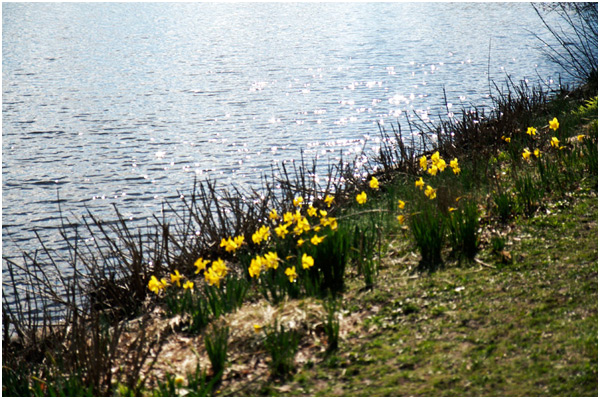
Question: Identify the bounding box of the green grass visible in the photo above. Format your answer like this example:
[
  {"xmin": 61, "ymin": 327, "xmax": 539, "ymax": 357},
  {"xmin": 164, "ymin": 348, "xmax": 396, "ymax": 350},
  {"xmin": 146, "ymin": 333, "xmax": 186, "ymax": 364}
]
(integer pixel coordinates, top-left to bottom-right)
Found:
[{"xmin": 273, "ymin": 191, "xmax": 597, "ymax": 396}]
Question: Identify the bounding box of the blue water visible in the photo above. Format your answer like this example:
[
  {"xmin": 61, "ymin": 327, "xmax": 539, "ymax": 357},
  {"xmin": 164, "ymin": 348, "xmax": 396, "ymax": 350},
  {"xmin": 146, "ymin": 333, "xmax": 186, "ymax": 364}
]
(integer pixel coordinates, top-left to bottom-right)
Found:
[{"xmin": 2, "ymin": 2, "xmax": 571, "ymax": 268}]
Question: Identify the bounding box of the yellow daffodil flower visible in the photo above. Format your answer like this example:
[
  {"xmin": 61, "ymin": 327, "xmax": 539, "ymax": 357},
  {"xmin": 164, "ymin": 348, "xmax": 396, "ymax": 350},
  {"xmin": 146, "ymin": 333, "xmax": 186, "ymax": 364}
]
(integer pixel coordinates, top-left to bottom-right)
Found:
[
  {"xmin": 419, "ymin": 155, "xmax": 428, "ymax": 171},
  {"xmin": 302, "ymin": 253, "xmax": 314, "ymax": 269},
  {"xmin": 369, "ymin": 176, "xmax": 379, "ymax": 190},
  {"xmin": 293, "ymin": 196, "xmax": 304, "ymax": 208},
  {"xmin": 522, "ymin": 148, "xmax": 531, "ymax": 161},
  {"xmin": 436, "ymin": 158, "xmax": 447, "ymax": 172},
  {"xmin": 248, "ymin": 255, "xmax": 262, "ymax": 278},
  {"xmin": 275, "ymin": 222, "xmax": 291, "ymax": 238},
  {"xmin": 549, "ymin": 117, "xmax": 559, "ymax": 131},
  {"xmin": 431, "ymin": 151, "xmax": 440, "ymax": 164},
  {"xmin": 194, "ymin": 257, "xmax": 210, "ymax": 274},
  {"xmin": 551, "ymin": 136, "xmax": 560, "ymax": 148},
  {"xmin": 211, "ymin": 259, "xmax": 228, "ymax": 277},
  {"xmin": 319, "ymin": 209, "xmax": 328, "ymax": 217},
  {"xmin": 324, "ymin": 195, "xmax": 334, "ymax": 208},
  {"xmin": 427, "ymin": 164, "xmax": 438, "ymax": 176},
  {"xmin": 527, "ymin": 126, "xmax": 537, "ymax": 136},
  {"xmin": 449, "ymin": 158, "xmax": 459, "ymax": 169},
  {"xmin": 283, "ymin": 212, "xmax": 293, "ymax": 223},
  {"xmin": 183, "ymin": 281, "xmax": 194, "ymax": 291},
  {"xmin": 307, "ymin": 205, "xmax": 317, "ymax": 217},
  {"xmin": 450, "ymin": 158, "xmax": 461, "ymax": 175},
  {"xmin": 269, "ymin": 208, "xmax": 279, "ymax": 220},
  {"xmin": 220, "ymin": 237, "xmax": 240, "ymax": 252},
  {"xmin": 263, "ymin": 252, "xmax": 280, "ymax": 269},
  {"xmin": 577, "ymin": 134, "xmax": 585, "ymax": 142},
  {"xmin": 253, "ymin": 324, "xmax": 262, "ymax": 333},
  {"xmin": 328, "ymin": 217, "xmax": 338, "ymax": 230},
  {"xmin": 293, "ymin": 217, "xmax": 311, "ymax": 236},
  {"xmin": 285, "ymin": 266, "xmax": 297, "ymax": 283},
  {"xmin": 204, "ymin": 268, "xmax": 222, "ymax": 287},
  {"xmin": 397, "ymin": 214, "xmax": 405, "ymax": 225},
  {"xmin": 356, "ymin": 191, "xmax": 367, "ymax": 205},
  {"xmin": 252, "ymin": 225, "xmax": 271, "ymax": 244},
  {"xmin": 415, "ymin": 177, "xmax": 425, "ymax": 190},
  {"xmin": 297, "ymin": 238, "xmax": 305, "ymax": 247},
  {"xmin": 448, "ymin": 207, "xmax": 457, "ymax": 212},
  {"xmin": 424, "ymin": 185, "xmax": 437, "ymax": 200},
  {"xmin": 148, "ymin": 275, "xmax": 166, "ymax": 294},
  {"xmin": 170, "ymin": 270, "xmax": 183, "ymax": 287},
  {"xmin": 398, "ymin": 199, "xmax": 405, "ymax": 210},
  {"xmin": 534, "ymin": 149, "xmax": 541, "ymax": 158},
  {"xmin": 234, "ymin": 235, "xmax": 245, "ymax": 246},
  {"xmin": 174, "ymin": 375, "xmax": 185, "ymax": 386},
  {"xmin": 311, "ymin": 234, "xmax": 325, "ymax": 245}
]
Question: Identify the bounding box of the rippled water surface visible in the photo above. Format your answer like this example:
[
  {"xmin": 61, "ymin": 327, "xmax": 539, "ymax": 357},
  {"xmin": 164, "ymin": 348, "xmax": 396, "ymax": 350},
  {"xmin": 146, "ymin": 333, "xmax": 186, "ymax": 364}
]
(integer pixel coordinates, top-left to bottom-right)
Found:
[{"xmin": 3, "ymin": 3, "xmax": 571, "ymax": 265}]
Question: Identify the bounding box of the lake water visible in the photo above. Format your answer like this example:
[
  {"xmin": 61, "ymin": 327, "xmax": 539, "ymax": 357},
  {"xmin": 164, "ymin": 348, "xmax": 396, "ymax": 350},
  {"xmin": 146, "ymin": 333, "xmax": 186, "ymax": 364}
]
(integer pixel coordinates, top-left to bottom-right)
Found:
[{"xmin": 3, "ymin": 2, "xmax": 572, "ymax": 270}]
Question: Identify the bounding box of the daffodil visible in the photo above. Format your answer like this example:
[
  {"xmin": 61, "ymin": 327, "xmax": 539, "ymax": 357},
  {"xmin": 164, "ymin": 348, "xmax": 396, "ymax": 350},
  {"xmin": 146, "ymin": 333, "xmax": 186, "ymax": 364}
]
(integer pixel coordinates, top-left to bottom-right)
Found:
[
  {"xmin": 248, "ymin": 255, "xmax": 262, "ymax": 278},
  {"xmin": 220, "ymin": 237, "xmax": 240, "ymax": 252},
  {"xmin": 431, "ymin": 151, "xmax": 440, "ymax": 164},
  {"xmin": 183, "ymin": 281, "xmax": 194, "ymax": 291},
  {"xmin": 327, "ymin": 217, "xmax": 338, "ymax": 230},
  {"xmin": 275, "ymin": 222, "xmax": 291, "ymax": 238},
  {"xmin": 319, "ymin": 209, "xmax": 328, "ymax": 217},
  {"xmin": 522, "ymin": 148, "xmax": 531, "ymax": 161},
  {"xmin": 292, "ymin": 210, "xmax": 302, "ymax": 223},
  {"xmin": 427, "ymin": 164, "xmax": 438, "ymax": 176},
  {"xmin": 415, "ymin": 177, "xmax": 425, "ymax": 190},
  {"xmin": 324, "ymin": 195, "xmax": 334, "ymax": 208},
  {"xmin": 302, "ymin": 253, "xmax": 314, "ymax": 269},
  {"xmin": 534, "ymin": 149, "xmax": 541, "ymax": 158},
  {"xmin": 397, "ymin": 214, "xmax": 405, "ymax": 225},
  {"xmin": 293, "ymin": 217, "xmax": 311, "ymax": 236},
  {"xmin": 549, "ymin": 117, "xmax": 559, "ymax": 131},
  {"xmin": 269, "ymin": 208, "xmax": 279, "ymax": 220},
  {"xmin": 398, "ymin": 199, "xmax": 405, "ymax": 210},
  {"xmin": 174, "ymin": 375, "xmax": 185, "ymax": 386},
  {"xmin": 436, "ymin": 158, "xmax": 447, "ymax": 172},
  {"xmin": 293, "ymin": 196, "xmax": 304, "ymax": 208},
  {"xmin": 311, "ymin": 234, "xmax": 325, "ymax": 245},
  {"xmin": 285, "ymin": 266, "xmax": 298, "ymax": 283},
  {"xmin": 424, "ymin": 185, "xmax": 437, "ymax": 200},
  {"xmin": 263, "ymin": 252, "xmax": 280, "ymax": 270},
  {"xmin": 211, "ymin": 259, "xmax": 227, "ymax": 277},
  {"xmin": 281, "ymin": 212, "xmax": 292, "ymax": 223},
  {"xmin": 171, "ymin": 270, "xmax": 183, "ymax": 287},
  {"xmin": 234, "ymin": 235, "xmax": 245, "ymax": 246},
  {"xmin": 252, "ymin": 225, "xmax": 271, "ymax": 244},
  {"xmin": 194, "ymin": 257, "xmax": 210, "ymax": 274},
  {"xmin": 527, "ymin": 126, "xmax": 537, "ymax": 136},
  {"xmin": 450, "ymin": 158, "xmax": 460, "ymax": 175},
  {"xmin": 307, "ymin": 205, "xmax": 317, "ymax": 217},
  {"xmin": 297, "ymin": 238, "xmax": 305, "ymax": 247},
  {"xmin": 450, "ymin": 158, "xmax": 459, "ymax": 170},
  {"xmin": 448, "ymin": 207, "xmax": 457, "ymax": 212},
  {"xmin": 577, "ymin": 134, "xmax": 586, "ymax": 142},
  {"xmin": 204, "ymin": 268, "xmax": 222, "ymax": 287},
  {"xmin": 419, "ymin": 155, "xmax": 428, "ymax": 171},
  {"xmin": 551, "ymin": 136, "xmax": 560, "ymax": 148},
  {"xmin": 148, "ymin": 275, "xmax": 167, "ymax": 294},
  {"xmin": 369, "ymin": 176, "xmax": 379, "ymax": 190},
  {"xmin": 253, "ymin": 324, "xmax": 262, "ymax": 333},
  {"xmin": 356, "ymin": 191, "xmax": 367, "ymax": 205}
]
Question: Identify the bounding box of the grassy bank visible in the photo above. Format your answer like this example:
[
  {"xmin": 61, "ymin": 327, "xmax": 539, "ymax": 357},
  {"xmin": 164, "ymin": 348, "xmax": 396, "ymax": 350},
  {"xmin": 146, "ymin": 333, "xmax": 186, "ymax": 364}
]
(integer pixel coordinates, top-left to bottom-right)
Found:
[{"xmin": 4, "ymin": 78, "xmax": 597, "ymax": 396}]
